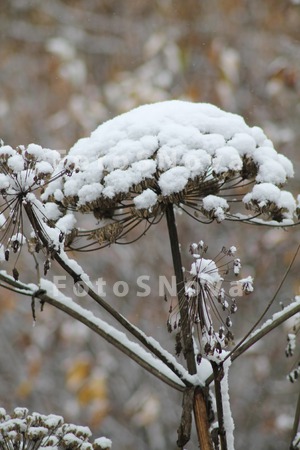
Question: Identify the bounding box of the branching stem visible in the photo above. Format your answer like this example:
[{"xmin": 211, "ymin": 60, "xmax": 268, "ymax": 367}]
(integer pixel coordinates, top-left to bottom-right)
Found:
[
  {"xmin": 23, "ymin": 201, "xmax": 191, "ymax": 386},
  {"xmin": 165, "ymin": 204, "xmax": 214, "ymax": 450}
]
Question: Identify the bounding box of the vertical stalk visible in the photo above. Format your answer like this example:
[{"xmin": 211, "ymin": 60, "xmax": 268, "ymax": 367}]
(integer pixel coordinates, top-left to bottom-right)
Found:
[
  {"xmin": 165, "ymin": 203, "xmax": 196, "ymax": 375},
  {"xmin": 165, "ymin": 204, "xmax": 213, "ymax": 450},
  {"xmin": 211, "ymin": 362, "xmax": 227, "ymax": 450},
  {"xmin": 290, "ymin": 391, "xmax": 300, "ymax": 449},
  {"xmin": 194, "ymin": 387, "xmax": 216, "ymax": 450}
]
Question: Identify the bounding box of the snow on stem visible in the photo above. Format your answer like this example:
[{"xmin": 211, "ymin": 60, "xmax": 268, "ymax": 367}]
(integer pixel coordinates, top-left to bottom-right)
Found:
[
  {"xmin": 231, "ymin": 296, "xmax": 300, "ymax": 362},
  {"xmin": 22, "ymin": 199, "xmax": 193, "ymax": 386},
  {"xmin": 41, "ymin": 278, "xmax": 188, "ymax": 391},
  {"xmin": 220, "ymin": 359, "xmax": 235, "ymax": 450}
]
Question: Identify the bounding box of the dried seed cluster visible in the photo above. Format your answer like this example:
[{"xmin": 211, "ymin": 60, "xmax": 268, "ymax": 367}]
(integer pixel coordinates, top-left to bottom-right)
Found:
[
  {"xmin": 0, "ymin": 142, "xmax": 64, "ymax": 277},
  {"xmin": 168, "ymin": 241, "xmax": 253, "ymax": 359},
  {"xmin": 0, "ymin": 407, "xmax": 112, "ymax": 450},
  {"xmin": 40, "ymin": 101, "xmax": 298, "ymax": 250}
]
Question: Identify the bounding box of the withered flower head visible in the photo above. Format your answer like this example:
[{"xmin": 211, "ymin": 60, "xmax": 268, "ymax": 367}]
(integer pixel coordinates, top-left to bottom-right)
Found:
[
  {"xmin": 41, "ymin": 101, "xmax": 298, "ymax": 251},
  {"xmin": 0, "ymin": 142, "xmax": 64, "ymax": 277},
  {"xmin": 168, "ymin": 241, "xmax": 254, "ymax": 359}
]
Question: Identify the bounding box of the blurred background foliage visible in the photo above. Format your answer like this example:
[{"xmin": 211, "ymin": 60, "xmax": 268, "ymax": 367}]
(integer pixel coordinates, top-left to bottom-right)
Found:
[{"xmin": 0, "ymin": 1, "xmax": 300, "ymax": 449}]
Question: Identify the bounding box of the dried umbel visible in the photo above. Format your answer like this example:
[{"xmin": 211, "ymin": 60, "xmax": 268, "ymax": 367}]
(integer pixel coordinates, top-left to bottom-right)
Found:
[
  {"xmin": 0, "ymin": 143, "xmax": 65, "ymax": 276},
  {"xmin": 168, "ymin": 241, "xmax": 253, "ymax": 359},
  {"xmin": 0, "ymin": 407, "xmax": 112, "ymax": 450},
  {"xmin": 41, "ymin": 101, "xmax": 299, "ymax": 250}
]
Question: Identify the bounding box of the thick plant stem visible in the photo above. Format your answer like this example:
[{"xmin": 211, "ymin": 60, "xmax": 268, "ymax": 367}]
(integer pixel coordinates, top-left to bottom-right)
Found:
[
  {"xmin": 194, "ymin": 387, "xmax": 215, "ymax": 450},
  {"xmin": 211, "ymin": 362, "xmax": 227, "ymax": 450},
  {"xmin": 291, "ymin": 391, "xmax": 300, "ymax": 449},
  {"xmin": 165, "ymin": 204, "xmax": 213, "ymax": 450},
  {"xmin": 165, "ymin": 204, "xmax": 196, "ymax": 375}
]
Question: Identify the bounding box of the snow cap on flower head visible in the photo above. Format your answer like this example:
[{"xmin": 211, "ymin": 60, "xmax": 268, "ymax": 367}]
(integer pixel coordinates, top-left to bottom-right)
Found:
[
  {"xmin": 2, "ymin": 101, "xmax": 298, "ymax": 252},
  {"xmin": 42, "ymin": 100, "xmax": 297, "ymax": 249}
]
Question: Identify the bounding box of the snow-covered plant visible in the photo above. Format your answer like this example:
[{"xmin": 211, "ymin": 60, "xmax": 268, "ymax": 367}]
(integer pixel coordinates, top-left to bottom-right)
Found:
[
  {"xmin": 0, "ymin": 101, "xmax": 300, "ymax": 450},
  {"xmin": 0, "ymin": 407, "xmax": 112, "ymax": 450},
  {"xmin": 37, "ymin": 101, "xmax": 299, "ymax": 251},
  {"xmin": 0, "ymin": 142, "xmax": 64, "ymax": 277},
  {"xmin": 168, "ymin": 241, "xmax": 253, "ymax": 360}
]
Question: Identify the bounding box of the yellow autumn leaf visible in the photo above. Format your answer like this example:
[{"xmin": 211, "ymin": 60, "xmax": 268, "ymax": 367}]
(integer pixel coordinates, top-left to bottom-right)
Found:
[
  {"xmin": 77, "ymin": 375, "xmax": 107, "ymax": 406},
  {"xmin": 16, "ymin": 380, "xmax": 32, "ymax": 399},
  {"xmin": 66, "ymin": 358, "xmax": 91, "ymax": 391}
]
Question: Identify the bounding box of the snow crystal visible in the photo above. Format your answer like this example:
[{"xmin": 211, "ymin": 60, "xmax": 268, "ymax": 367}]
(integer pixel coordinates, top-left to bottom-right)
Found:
[
  {"xmin": 256, "ymin": 159, "xmax": 288, "ymax": 185},
  {"xmin": 102, "ymin": 169, "xmax": 138, "ymax": 198},
  {"xmin": 277, "ymin": 154, "xmax": 294, "ymax": 178},
  {"xmin": 56, "ymin": 214, "xmax": 77, "ymax": 234},
  {"xmin": 42, "ymin": 414, "xmax": 64, "ymax": 428},
  {"xmin": 250, "ymin": 126, "xmax": 268, "ymax": 145},
  {"xmin": 13, "ymin": 407, "xmax": 28, "ymax": 418},
  {"xmin": 227, "ymin": 133, "xmax": 256, "ymax": 156},
  {"xmin": 133, "ymin": 189, "xmax": 158, "ymax": 209},
  {"xmin": 63, "ymin": 433, "xmax": 83, "ymax": 446},
  {"xmin": 212, "ymin": 146, "xmax": 243, "ymax": 173},
  {"xmin": 35, "ymin": 161, "xmax": 53, "ymax": 176},
  {"xmin": 43, "ymin": 203, "xmax": 62, "ymax": 221},
  {"xmin": 158, "ymin": 166, "xmax": 190, "ymax": 195},
  {"xmin": 78, "ymin": 183, "xmax": 104, "ymax": 205},
  {"xmin": 190, "ymin": 258, "xmax": 223, "ymax": 285},
  {"xmin": 26, "ymin": 143, "xmax": 46, "ymax": 158},
  {"xmin": 277, "ymin": 191, "xmax": 297, "ymax": 216},
  {"xmin": 228, "ymin": 246, "xmax": 237, "ymax": 256},
  {"xmin": 202, "ymin": 195, "xmax": 229, "ymax": 221},
  {"xmin": 0, "ymin": 145, "xmax": 15, "ymax": 158},
  {"xmin": 94, "ymin": 437, "xmax": 112, "ymax": 449},
  {"xmin": 131, "ymin": 159, "xmax": 157, "ymax": 179},
  {"xmin": 201, "ymin": 134, "xmax": 226, "ymax": 154},
  {"xmin": 0, "ymin": 174, "xmax": 9, "ymax": 190},
  {"xmin": 181, "ymin": 149, "xmax": 211, "ymax": 177},
  {"xmin": 7, "ymin": 154, "xmax": 24, "ymax": 172},
  {"xmin": 221, "ymin": 359, "xmax": 235, "ymax": 450},
  {"xmin": 9, "ymin": 233, "xmax": 26, "ymax": 245},
  {"xmin": 243, "ymin": 183, "xmax": 281, "ymax": 206},
  {"xmin": 27, "ymin": 426, "xmax": 48, "ymax": 438},
  {"xmin": 157, "ymin": 144, "xmax": 186, "ymax": 170}
]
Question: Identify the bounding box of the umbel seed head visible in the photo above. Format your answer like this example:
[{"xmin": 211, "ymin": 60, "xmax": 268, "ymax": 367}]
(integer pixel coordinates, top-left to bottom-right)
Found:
[{"xmin": 41, "ymin": 101, "xmax": 297, "ymax": 250}]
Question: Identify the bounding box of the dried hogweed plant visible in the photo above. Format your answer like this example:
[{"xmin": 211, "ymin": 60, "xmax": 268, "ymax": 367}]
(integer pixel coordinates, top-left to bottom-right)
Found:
[
  {"xmin": 40, "ymin": 101, "xmax": 299, "ymax": 252},
  {"xmin": 1, "ymin": 101, "xmax": 300, "ymax": 450},
  {"xmin": 0, "ymin": 407, "xmax": 112, "ymax": 450}
]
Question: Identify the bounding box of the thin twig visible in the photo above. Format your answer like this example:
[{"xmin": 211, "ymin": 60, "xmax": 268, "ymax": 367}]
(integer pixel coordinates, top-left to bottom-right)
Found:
[
  {"xmin": 206, "ymin": 299, "xmax": 300, "ymax": 386},
  {"xmin": 230, "ymin": 300, "xmax": 300, "ymax": 362},
  {"xmin": 228, "ymin": 242, "xmax": 300, "ymax": 363}
]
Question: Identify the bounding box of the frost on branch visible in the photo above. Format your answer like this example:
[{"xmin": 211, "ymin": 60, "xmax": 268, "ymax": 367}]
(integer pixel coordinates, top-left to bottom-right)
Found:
[
  {"xmin": 38, "ymin": 100, "xmax": 298, "ymax": 250},
  {"xmin": 0, "ymin": 407, "xmax": 112, "ymax": 450}
]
